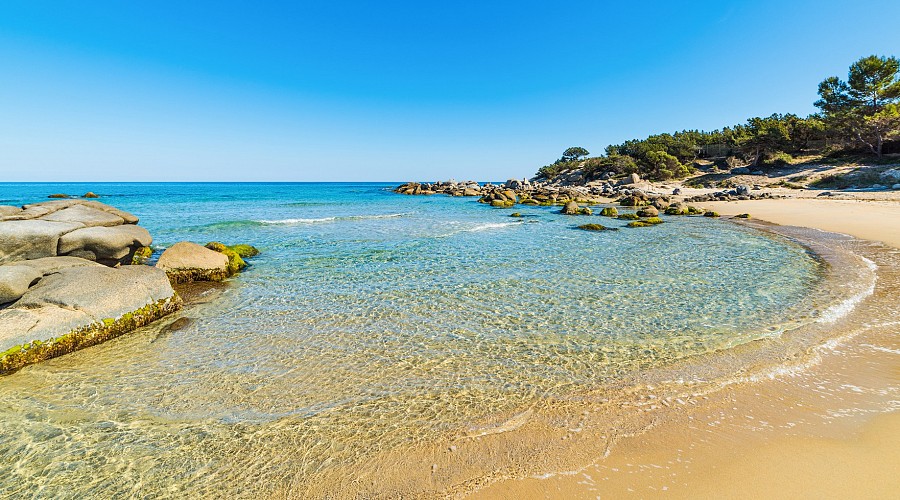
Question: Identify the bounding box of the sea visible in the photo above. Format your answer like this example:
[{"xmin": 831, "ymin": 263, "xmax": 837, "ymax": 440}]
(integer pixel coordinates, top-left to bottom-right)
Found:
[{"xmin": 0, "ymin": 182, "xmax": 887, "ymax": 497}]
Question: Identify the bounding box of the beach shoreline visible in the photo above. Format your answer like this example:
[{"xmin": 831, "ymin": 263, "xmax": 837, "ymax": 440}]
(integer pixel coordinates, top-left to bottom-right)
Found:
[{"xmin": 472, "ymin": 194, "xmax": 900, "ymax": 499}]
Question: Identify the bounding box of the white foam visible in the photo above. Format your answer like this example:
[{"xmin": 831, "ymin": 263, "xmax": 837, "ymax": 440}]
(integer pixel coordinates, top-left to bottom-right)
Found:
[
  {"xmin": 256, "ymin": 213, "xmax": 409, "ymax": 225},
  {"xmin": 434, "ymin": 220, "xmax": 524, "ymax": 238},
  {"xmin": 816, "ymin": 256, "xmax": 877, "ymax": 324},
  {"xmin": 467, "ymin": 221, "xmax": 522, "ymax": 232}
]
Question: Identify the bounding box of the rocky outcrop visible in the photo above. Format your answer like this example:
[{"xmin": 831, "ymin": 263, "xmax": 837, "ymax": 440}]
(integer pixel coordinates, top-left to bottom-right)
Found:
[
  {"xmin": 58, "ymin": 225, "xmax": 152, "ymax": 265},
  {"xmin": 0, "ymin": 199, "xmax": 148, "ymax": 265},
  {"xmin": 0, "ymin": 262, "xmax": 180, "ymax": 374},
  {"xmin": 0, "ymin": 220, "xmax": 83, "ymax": 263},
  {"xmin": 0, "ymin": 265, "xmax": 42, "ymax": 304},
  {"xmin": 156, "ymin": 241, "xmax": 230, "ymax": 284}
]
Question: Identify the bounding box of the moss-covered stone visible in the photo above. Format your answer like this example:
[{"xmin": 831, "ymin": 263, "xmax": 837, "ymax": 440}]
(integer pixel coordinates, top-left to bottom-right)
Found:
[
  {"xmin": 626, "ymin": 221, "xmax": 653, "ymax": 228},
  {"xmin": 735, "ymin": 213, "xmax": 751, "ymax": 219},
  {"xmin": 665, "ymin": 205, "xmax": 688, "ymax": 215},
  {"xmin": 617, "ymin": 213, "xmax": 640, "ymax": 220},
  {"xmin": 0, "ymin": 296, "xmax": 182, "ymax": 375},
  {"xmin": 599, "ymin": 207, "xmax": 618, "ymax": 217},
  {"xmin": 227, "ymin": 244, "xmax": 260, "ymax": 258},
  {"xmin": 490, "ymin": 199, "xmax": 515, "ymax": 208},
  {"xmin": 206, "ymin": 242, "xmax": 246, "ymax": 276},
  {"xmin": 577, "ymin": 207, "xmax": 593, "ymax": 215},
  {"xmin": 687, "ymin": 205, "xmax": 705, "ymax": 215},
  {"xmin": 165, "ymin": 268, "xmax": 229, "ymax": 284},
  {"xmin": 131, "ymin": 246, "xmax": 153, "ymax": 265},
  {"xmin": 643, "ymin": 217, "xmax": 664, "ymax": 224},
  {"xmin": 509, "ymin": 212, "xmax": 523, "ymax": 218},
  {"xmin": 703, "ymin": 211, "xmax": 720, "ymax": 217},
  {"xmin": 578, "ymin": 223, "xmax": 617, "ymax": 231}
]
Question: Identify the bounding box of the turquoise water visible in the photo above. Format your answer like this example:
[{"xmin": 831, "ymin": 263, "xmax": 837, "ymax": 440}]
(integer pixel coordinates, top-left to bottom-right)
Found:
[{"xmin": 0, "ymin": 183, "xmax": 826, "ymax": 497}]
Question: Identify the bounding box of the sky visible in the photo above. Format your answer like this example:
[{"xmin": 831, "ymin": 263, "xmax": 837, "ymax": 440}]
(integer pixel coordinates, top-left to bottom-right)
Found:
[{"xmin": 0, "ymin": 1, "xmax": 898, "ymax": 182}]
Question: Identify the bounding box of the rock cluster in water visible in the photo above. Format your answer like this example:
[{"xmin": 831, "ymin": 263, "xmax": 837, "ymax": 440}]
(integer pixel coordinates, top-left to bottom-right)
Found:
[
  {"xmin": 0, "ymin": 199, "xmax": 259, "ymax": 374},
  {"xmin": 394, "ymin": 174, "xmax": 663, "ymax": 207}
]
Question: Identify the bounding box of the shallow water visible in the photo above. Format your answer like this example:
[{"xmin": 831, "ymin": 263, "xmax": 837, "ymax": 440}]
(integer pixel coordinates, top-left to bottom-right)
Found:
[{"xmin": 0, "ymin": 183, "xmax": 869, "ymax": 497}]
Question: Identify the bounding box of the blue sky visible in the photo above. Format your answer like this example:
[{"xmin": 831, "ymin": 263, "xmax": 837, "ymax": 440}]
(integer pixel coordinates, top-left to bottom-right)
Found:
[{"xmin": 1, "ymin": 1, "xmax": 898, "ymax": 182}]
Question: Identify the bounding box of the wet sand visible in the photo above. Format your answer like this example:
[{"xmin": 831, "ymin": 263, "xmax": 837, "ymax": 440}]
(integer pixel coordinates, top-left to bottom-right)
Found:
[{"xmin": 475, "ymin": 196, "xmax": 900, "ymax": 499}]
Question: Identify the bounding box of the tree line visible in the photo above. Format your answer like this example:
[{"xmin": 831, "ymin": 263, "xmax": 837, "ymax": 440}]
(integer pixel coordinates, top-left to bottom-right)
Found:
[{"xmin": 537, "ymin": 55, "xmax": 900, "ymax": 181}]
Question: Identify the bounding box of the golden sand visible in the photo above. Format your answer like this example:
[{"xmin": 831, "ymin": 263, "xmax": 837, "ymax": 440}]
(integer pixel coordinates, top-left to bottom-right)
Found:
[{"xmin": 473, "ymin": 195, "xmax": 900, "ymax": 499}]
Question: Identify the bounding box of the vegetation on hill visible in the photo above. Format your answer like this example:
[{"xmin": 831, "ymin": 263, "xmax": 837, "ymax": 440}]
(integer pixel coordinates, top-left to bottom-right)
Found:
[{"xmin": 536, "ymin": 55, "xmax": 900, "ymax": 182}]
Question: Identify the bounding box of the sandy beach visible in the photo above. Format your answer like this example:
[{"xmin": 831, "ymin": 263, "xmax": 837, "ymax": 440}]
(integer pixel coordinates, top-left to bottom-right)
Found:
[{"xmin": 475, "ymin": 193, "xmax": 900, "ymax": 499}]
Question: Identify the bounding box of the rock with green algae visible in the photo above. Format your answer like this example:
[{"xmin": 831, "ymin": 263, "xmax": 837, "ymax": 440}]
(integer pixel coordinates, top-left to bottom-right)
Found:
[
  {"xmin": 490, "ymin": 199, "xmax": 515, "ymax": 208},
  {"xmin": 131, "ymin": 246, "xmax": 153, "ymax": 265},
  {"xmin": 703, "ymin": 211, "xmax": 720, "ymax": 218},
  {"xmin": 509, "ymin": 212, "xmax": 523, "ymax": 218},
  {"xmin": 578, "ymin": 223, "xmax": 618, "ymax": 231},
  {"xmin": 0, "ymin": 264, "xmax": 180, "ymax": 375},
  {"xmin": 205, "ymin": 242, "xmax": 246, "ymax": 276},
  {"xmin": 617, "ymin": 213, "xmax": 640, "ymax": 220},
  {"xmin": 626, "ymin": 217, "xmax": 664, "ymax": 227},
  {"xmin": 227, "ymin": 244, "xmax": 260, "ymax": 258},
  {"xmin": 599, "ymin": 207, "xmax": 618, "ymax": 217},
  {"xmin": 735, "ymin": 213, "xmax": 751, "ymax": 219}
]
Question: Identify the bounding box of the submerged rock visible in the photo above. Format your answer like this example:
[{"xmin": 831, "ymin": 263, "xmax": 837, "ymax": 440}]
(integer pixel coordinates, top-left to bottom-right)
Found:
[
  {"xmin": 228, "ymin": 244, "xmax": 260, "ymax": 258},
  {"xmin": 578, "ymin": 223, "xmax": 617, "ymax": 231}
]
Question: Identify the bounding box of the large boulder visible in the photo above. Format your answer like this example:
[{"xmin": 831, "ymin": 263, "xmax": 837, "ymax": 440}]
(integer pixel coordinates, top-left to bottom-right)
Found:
[
  {"xmin": 58, "ymin": 225, "xmax": 152, "ymax": 265},
  {"xmin": 15, "ymin": 256, "xmax": 103, "ymax": 276},
  {"xmin": 0, "ymin": 265, "xmax": 180, "ymax": 374},
  {"xmin": 0, "ymin": 220, "xmax": 84, "ymax": 264},
  {"xmin": 0, "ymin": 265, "xmax": 42, "ymax": 304},
  {"xmin": 0, "ymin": 200, "xmax": 146, "ymax": 265},
  {"xmin": 156, "ymin": 241, "xmax": 230, "ymax": 283},
  {"xmin": 20, "ymin": 199, "xmax": 139, "ymax": 224},
  {"xmin": 39, "ymin": 204, "xmax": 124, "ymax": 227},
  {"xmin": 0, "ymin": 206, "xmax": 22, "ymax": 217}
]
